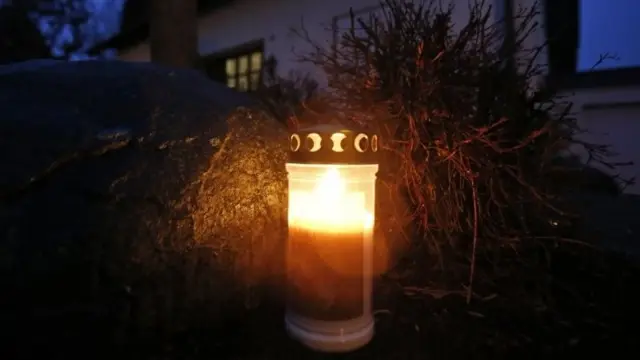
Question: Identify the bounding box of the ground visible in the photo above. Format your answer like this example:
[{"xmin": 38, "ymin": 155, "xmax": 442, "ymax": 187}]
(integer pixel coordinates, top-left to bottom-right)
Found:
[
  {"xmin": 130, "ymin": 193, "xmax": 637, "ymax": 359},
  {"xmin": 4, "ymin": 194, "xmax": 639, "ymax": 359},
  {"xmin": 123, "ymin": 243, "xmax": 639, "ymax": 359}
]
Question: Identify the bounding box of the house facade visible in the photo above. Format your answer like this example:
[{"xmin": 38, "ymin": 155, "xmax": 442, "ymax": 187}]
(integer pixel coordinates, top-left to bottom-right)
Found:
[{"xmin": 94, "ymin": 0, "xmax": 640, "ymax": 193}]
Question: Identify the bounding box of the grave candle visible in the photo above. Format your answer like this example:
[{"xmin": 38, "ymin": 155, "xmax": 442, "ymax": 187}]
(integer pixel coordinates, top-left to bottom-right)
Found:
[{"xmin": 285, "ymin": 124, "xmax": 379, "ymax": 353}]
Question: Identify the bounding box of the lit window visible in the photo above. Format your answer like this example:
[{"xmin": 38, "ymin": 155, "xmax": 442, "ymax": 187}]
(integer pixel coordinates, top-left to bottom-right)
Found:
[
  {"xmin": 222, "ymin": 50, "xmax": 264, "ymax": 92},
  {"xmin": 202, "ymin": 42, "xmax": 265, "ymax": 92},
  {"xmin": 542, "ymin": 0, "xmax": 640, "ymax": 88},
  {"xmin": 577, "ymin": 0, "xmax": 640, "ymax": 71}
]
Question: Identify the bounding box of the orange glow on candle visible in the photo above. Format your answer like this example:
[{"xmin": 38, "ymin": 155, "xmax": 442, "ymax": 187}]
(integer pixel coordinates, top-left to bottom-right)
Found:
[{"xmin": 288, "ymin": 166, "xmax": 373, "ymax": 233}]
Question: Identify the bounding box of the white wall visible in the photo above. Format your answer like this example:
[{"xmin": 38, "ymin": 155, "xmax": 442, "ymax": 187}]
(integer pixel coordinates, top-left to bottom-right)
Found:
[{"xmin": 564, "ymin": 87, "xmax": 640, "ymax": 193}]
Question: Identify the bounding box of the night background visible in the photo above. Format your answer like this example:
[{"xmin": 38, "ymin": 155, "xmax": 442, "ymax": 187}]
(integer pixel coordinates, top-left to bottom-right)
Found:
[{"xmin": 1, "ymin": 0, "xmax": 639, "ymax": 359}]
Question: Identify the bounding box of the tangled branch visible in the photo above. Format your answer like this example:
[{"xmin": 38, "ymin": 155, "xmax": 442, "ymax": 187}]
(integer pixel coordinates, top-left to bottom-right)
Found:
[{"xmin": 290, "ymin": 0, "xmax": 629, "ymax": 299}]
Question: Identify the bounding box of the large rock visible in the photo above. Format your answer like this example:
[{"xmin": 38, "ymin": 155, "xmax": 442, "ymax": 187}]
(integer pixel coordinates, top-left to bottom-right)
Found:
[{"xmin": 0, "ymin": 60, "xmax": 288, "ymax": 354}]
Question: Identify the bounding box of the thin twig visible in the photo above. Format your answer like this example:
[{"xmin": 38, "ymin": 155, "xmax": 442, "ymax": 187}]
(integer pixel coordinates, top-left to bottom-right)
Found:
[{"xmin": 467, "ymin": 176, "xmax": 479, "ymax": 304}]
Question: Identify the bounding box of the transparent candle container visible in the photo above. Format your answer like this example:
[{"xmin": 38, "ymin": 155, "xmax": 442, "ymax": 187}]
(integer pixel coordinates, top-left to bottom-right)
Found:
[{"xmin": 285, "ymin": 163, "xmax": 378, "ymax": 353}]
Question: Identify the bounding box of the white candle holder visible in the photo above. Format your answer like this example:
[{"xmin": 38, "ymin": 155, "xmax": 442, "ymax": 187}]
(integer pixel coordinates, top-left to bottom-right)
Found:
[{"xmin": 285, "ymin": 123, "xmax": 379, "ymax": 353}]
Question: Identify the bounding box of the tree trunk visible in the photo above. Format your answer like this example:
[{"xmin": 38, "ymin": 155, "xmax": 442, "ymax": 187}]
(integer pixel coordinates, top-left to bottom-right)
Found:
[{"xmin": 149, "ymin": 0, "xmax": 198, "ymax": 69}]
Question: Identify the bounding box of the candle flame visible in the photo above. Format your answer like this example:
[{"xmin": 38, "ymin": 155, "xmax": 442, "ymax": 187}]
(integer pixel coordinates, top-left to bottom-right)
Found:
[{"xmin": 289, "ymin": 167, "xmax": 373, "ymax": 233}]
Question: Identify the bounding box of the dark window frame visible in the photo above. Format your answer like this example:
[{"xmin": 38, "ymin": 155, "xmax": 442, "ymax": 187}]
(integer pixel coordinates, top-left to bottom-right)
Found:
[
  {"xmin": 201, "ymin": 39, "xmax": 265, "ymax": 92},
  {"xmin": 540, "ymin": 0, "xmax": 640, "ymax": 90}
]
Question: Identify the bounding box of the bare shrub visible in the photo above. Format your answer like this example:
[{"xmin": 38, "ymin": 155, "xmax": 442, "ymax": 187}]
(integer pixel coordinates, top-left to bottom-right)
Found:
[{"xmin": 290, "ymin": 0, "xmax": 629, "ymax": 299}]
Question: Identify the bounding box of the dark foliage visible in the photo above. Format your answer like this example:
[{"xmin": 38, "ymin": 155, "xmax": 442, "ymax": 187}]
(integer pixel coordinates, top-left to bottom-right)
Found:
[
  {"xmin": 292, "ymin": 0, "xmax": 631, "ymax": 298},
  {"xmin": 0, "ymin": 0, "xmax": 90, "ymax": 62},
  {"xmin": 257, "ymin": 54, "xmax": 320, "ymax": 129},
  {"xmin": 0, "ymin": 5, "xmax": 51, "ymax": 64}
]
